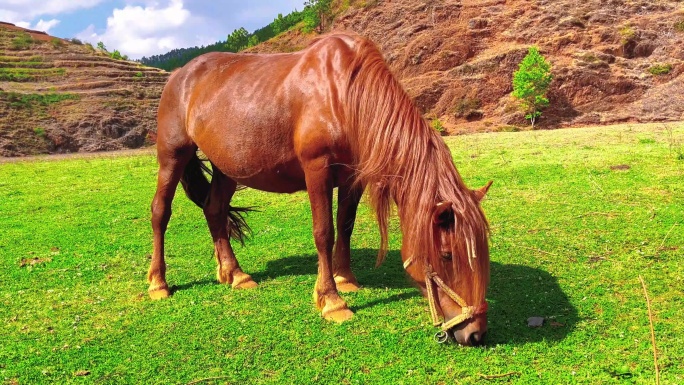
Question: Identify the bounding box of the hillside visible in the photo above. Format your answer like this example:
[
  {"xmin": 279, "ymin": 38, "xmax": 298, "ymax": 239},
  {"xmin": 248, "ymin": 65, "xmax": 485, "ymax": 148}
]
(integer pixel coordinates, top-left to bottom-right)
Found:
[
  {"xmin": 249, "ymin": 0, "xmax": 684, "ymax": 132},
  {"xmin": 0, "ymin": 22, "xmax": 168, "ymax": 156}
]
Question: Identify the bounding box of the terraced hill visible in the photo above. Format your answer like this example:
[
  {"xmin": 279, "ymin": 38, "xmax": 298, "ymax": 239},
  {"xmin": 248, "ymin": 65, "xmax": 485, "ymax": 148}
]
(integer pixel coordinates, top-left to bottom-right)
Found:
[{"xmin": 0, "ymin": 22, "xmax": 169, "ymax": 156}]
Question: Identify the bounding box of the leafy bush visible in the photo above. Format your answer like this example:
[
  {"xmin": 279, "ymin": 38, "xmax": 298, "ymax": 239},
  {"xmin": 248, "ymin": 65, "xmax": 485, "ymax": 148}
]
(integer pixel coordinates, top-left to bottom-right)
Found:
[
  {"xmin": 431, "ymin": 119, "xmax": 446, "ymax": 135},
  {"xmin": 33, "ymin": 127, "xmax": 46, "ymax": 137},
  {"xmin": 133, "ymin": 71, "xmax": 144, "ymax": 78},
  {"xmin": 648, "ymin": 63, "xmax": 672, "ymax": 76},
  {"xmin": 11, "ymin": 33, "xmax": 34, "ymax": 50},
  {"xmin": 110, "ymin": 50, "xmax": 128, "ymax": 60},
  {"xmin": 50, "ymin": 38, "xmax": 64, "ymax": 49},
  {"xmin": 619, "ymin": 24, "xmax": 636, "ymax": 45}
]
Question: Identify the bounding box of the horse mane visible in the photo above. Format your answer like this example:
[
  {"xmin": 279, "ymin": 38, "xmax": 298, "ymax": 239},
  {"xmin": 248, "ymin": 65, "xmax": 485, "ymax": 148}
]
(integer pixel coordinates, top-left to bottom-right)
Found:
[{"xmin": 342, "ymin": 36, "xmax": 490, "ymax": 297}]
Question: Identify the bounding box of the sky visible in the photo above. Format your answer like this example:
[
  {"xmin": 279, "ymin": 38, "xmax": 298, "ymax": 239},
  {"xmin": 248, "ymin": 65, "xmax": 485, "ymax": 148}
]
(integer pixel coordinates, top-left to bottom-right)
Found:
[{"xmin": 0, "ymin": 0, "xmax": 307, "ymax": 59}]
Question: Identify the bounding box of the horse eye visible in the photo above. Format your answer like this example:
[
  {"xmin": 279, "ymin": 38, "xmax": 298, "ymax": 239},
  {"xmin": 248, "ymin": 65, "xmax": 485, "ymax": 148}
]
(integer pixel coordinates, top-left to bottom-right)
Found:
[{"xmin": 441, "ymin": 252, "xmax": 453, "ymax": 261}]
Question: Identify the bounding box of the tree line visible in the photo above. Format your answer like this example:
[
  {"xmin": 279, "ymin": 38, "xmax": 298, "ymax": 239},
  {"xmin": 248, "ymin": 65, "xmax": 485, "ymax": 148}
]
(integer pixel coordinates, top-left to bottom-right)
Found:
[{"xmin": 139, "ymin": 1, "xmax": 334, "ymax": 71}]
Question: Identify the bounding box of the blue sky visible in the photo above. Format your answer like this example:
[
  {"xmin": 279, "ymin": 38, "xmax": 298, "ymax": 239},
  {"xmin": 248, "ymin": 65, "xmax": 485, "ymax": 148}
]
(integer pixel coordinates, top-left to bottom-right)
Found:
[{"xmin": 0, "ymin": 0, "xmax": 307, "ymax": 59}]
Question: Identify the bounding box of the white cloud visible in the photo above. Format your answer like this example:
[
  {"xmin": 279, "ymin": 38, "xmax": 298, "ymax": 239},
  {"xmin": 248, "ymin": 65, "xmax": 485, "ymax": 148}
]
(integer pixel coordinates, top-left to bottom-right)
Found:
[
  {"xmin": 35, "ymin": 19, "xmax": 61, "ymax": 33},
  {"xmin": 11, "ymin": 18, "xmax": 61, "ymax": 33},
  {"xmin": 77, "ymin": 0, "xmax": 203, "ymax": 59},
  {"xmin": 0, "ymin": 0, "xmax": 104, "ymax": 21}
]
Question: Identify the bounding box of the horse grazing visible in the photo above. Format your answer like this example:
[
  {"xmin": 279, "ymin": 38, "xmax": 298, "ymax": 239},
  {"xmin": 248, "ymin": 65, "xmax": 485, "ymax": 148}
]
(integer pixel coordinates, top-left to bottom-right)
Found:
[{"xmin": 148, "ymin": 33, "xmax": 492, "ymax": 346}]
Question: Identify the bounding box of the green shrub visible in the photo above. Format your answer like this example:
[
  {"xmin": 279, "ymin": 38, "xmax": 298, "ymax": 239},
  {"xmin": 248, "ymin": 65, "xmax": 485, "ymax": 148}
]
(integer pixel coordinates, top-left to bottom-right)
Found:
[
  {"xmin": 110, "ymin": 50, "xmax": 128, "ymax": 60},
  {"xmin": 33, "ymin": 127, "xmax": 46, "ymax": 137},
  {"xmin": 675, "ymin": 19, "xmax": 684, "ymax": 33},
  {"xmin": 11, "ymin": 33, "xmax": 34, "ymax": 50},
  {"xmin": 50, "ymin": 38, "xmax": 64, "ymax": 49},
  {"xmin": 648, "ymin": 63, "xmax": 672, "ymax": 76},
  {"xmin": 133, "ymin": 71, "xmax": 144, "ymax": 78},
  {"xmin": 431, "ymin": 119, "xmax": 446, "ymax": 135},
  {"xmin": 619, "ymin": 25, "xmax": 636, "ymax": 45}
]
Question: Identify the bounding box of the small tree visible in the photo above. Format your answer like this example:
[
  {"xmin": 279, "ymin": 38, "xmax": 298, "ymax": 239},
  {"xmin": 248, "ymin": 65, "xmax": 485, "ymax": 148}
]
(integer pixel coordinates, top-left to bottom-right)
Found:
[
  {"xmin": 512, "ymin": 46, "xmax": 552, "ymax": 129},
  {"xmin": 225, "ymin": 27, "xmax": 249, "ymax": 52},
  {"xmin": 303, "ymin": 0, "xmax": 332, "ymax": 33},
  {"xmin": 97, "ymin": 41, "xmax": 107, "ymax": 52}
]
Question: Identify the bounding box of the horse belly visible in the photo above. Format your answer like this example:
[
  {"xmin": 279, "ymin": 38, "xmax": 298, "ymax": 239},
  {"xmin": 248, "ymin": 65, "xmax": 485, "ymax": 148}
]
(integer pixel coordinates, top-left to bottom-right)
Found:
[{"xmin": 214, "ymin": 157, "xmax": 307, "ymax": 193}]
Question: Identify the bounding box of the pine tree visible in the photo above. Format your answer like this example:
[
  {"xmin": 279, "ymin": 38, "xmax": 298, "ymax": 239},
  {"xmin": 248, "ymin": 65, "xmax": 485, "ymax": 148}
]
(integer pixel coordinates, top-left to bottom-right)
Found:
[{"xmin": 512, "ymin": 46, "xmax": 553, "ymax": 129}]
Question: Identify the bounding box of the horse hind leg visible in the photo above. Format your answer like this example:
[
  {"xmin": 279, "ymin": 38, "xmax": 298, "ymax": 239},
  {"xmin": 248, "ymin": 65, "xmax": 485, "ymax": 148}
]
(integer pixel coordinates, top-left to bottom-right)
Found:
[
  {"xmin": 148, "ymin": 145, "xmax": 196, "ymax": 299},
  {"xmin": 204, "ymin": 166, "xmax": 257, "ymax": 289},
  {"xmin": 333, "ymin": 184, "xmax": 362, "ymax": 292}
]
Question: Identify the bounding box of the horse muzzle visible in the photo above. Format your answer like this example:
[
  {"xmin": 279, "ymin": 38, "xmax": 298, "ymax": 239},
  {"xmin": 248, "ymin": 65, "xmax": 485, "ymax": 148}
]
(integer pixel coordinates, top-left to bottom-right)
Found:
[{"xmin": 423, "ymin": 264, "xmax": 488, "ymax": 345}]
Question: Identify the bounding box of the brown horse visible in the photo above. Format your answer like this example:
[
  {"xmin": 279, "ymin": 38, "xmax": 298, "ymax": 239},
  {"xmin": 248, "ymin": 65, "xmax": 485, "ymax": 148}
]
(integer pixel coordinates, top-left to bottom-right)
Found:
[{"xmin": 148, "ymin": 33, "xmax": 492, "ymax": 346}]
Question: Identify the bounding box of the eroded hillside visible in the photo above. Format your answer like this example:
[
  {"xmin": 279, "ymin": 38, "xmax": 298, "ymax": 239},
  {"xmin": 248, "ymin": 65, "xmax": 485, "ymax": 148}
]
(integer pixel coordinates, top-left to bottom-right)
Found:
[
  {"xmin": 251, "ymin": 0, "xmax": 684, "ymax": 132},
  {"xmin": 0, "ymin": 22, "xmax": 168, "ymax": 156}
]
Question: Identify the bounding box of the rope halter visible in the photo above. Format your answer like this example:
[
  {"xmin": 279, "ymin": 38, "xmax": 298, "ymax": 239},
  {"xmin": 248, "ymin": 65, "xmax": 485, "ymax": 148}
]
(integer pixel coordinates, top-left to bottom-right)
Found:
[{"xmin": 404, "ymin": 257, "xmax": 488, "ymax": 343}]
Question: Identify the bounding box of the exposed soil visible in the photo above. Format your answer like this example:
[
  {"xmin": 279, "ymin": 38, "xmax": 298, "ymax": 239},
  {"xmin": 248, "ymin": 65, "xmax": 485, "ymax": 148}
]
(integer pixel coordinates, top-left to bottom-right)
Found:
[{"xmin": 249, "ymin": 0, "xmax": 684, "ymax": 133}]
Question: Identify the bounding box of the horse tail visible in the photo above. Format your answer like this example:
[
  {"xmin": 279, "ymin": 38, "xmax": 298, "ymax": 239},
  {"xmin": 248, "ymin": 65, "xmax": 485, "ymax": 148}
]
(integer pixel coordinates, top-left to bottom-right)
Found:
[
  {"xmin": 180, "ymin": 152, "xmax": 212, "ymax": 208},
  {"xmin": 179, "ymin": 152, "xmax": 253, "ymax": 245}
]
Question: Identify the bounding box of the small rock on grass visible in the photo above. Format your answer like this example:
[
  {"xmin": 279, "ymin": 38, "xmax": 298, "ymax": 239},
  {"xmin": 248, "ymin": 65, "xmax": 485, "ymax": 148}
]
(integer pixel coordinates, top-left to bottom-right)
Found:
[{"xmin": 527, "ymin": 317, "xmax": 545, "ymax": 327}]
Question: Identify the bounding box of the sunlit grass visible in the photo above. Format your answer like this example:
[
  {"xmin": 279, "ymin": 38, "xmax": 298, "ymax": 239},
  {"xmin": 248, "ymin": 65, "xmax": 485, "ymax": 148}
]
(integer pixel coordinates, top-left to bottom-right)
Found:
[{"xmin": 0, "ymin": 122, "xmax": 682, "ymax": 384}]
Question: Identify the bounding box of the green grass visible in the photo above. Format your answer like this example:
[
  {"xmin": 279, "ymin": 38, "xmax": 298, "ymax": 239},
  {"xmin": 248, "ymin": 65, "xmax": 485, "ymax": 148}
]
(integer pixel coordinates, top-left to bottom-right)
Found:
[
  {"xmin": 0, "ymin": 123, "xmax": 683, "ymax": 384},
  {"xmin": 0, "ymin": 67, "xmax": 66, "ymax": 82},
  {"xmin": 0, "ymin": 91, "xmax": 80, "ymax": 109}
]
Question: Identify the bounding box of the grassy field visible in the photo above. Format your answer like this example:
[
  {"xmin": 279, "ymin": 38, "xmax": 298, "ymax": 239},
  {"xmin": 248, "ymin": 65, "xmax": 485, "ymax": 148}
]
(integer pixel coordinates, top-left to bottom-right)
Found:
[{"xmin": 0, "ymin": 123, "xmax": 682, "ymax": 384}]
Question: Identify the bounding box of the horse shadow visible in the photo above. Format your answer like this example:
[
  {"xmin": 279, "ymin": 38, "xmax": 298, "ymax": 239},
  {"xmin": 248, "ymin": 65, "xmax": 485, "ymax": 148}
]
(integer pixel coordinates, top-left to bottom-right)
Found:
[{"xmin": 251, "ymin": 248, "xmax": 579, "ymax": 346}]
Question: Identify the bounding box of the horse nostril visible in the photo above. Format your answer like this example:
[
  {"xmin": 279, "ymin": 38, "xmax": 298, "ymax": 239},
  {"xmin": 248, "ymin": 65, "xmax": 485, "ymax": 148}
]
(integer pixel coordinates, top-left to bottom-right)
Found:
[{"xmin": 468, "ymin": 332, "xmax": 485, "ymax": 346}]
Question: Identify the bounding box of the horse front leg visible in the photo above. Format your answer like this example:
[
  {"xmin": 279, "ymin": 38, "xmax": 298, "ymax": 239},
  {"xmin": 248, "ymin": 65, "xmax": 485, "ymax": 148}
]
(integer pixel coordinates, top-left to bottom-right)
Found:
[
  {"xmin": 304, "ymin": 159, "xmax": 353, "ymax": 323},
  {"xmin": 333, "ymin": 184, "xmax": 363, "ymax": 292},
  {"xmin": 204, "ymin": 168, "xmax": 257, "ymax": 289}
]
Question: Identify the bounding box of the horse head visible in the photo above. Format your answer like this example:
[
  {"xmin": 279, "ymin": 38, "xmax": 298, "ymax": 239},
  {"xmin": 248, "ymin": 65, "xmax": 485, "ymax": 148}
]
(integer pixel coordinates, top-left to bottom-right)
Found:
[{"xmin": 402, "ymin": 181, "xmax": 492, "ymax": 346}]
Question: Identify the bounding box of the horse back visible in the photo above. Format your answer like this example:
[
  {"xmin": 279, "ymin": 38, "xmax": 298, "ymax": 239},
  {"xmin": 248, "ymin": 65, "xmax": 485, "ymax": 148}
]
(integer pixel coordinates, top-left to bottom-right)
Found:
[{"xmin": 157, "ymin": 34, "xmax": 364, "ymax": 192}]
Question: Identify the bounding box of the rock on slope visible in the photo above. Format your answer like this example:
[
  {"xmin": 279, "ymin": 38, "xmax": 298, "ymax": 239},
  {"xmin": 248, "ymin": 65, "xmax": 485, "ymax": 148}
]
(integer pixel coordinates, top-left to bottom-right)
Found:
[
  {"xmin": 252, "ymin": 0, "xmax": 684, "ymax": 132},
  {"xmin": 0, "ymin": 22, "xmax": 169, "ymax": 156}
]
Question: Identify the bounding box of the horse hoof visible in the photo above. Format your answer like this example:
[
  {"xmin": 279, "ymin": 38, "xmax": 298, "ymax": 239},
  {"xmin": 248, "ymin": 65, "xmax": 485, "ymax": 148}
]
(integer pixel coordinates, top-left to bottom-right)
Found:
[
  {"xmin": 335, "ymin": 280, "xmax": 361, "ymax": 293},
  {"xmin": 232, "ymin": 272, "xmax": 258, "ymax": 289},
  {"xmin": 233, "ymin": 279, "xmax": 258, "ymax": 289},
  {"xmin": 149, "ymin": 287, "xmax": 170, "ymax": 300},
  {"xmin": 323, "ymin": 307, "xmax": 354, "ymax": 323},
  {"xmin": 322, "ymin": 300, "xmax": 354, "ymax": 323}
]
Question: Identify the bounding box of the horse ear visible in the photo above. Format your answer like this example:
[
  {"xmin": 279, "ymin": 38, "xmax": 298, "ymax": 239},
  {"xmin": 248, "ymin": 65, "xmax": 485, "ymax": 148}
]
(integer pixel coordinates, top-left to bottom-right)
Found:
[
  {"xmin": 433, "ymin": 201, "xmax": 454, "ymax": 226},
  {"xmin": 473, "ymin": 180, "xmax": 493, "ymax": 202}
]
